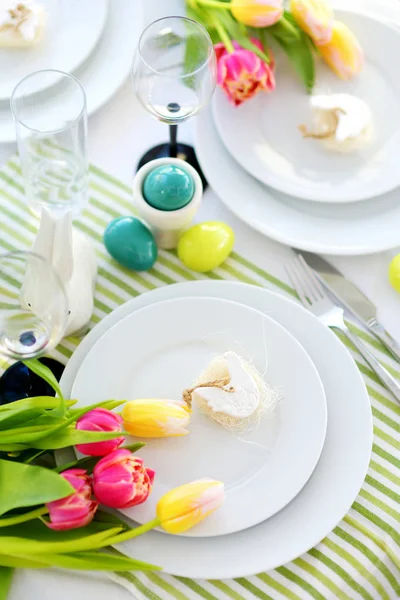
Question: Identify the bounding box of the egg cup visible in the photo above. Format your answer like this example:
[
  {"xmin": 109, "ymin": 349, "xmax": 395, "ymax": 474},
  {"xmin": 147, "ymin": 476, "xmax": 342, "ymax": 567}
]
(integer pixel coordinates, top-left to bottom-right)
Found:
[{"xmin": 133, "ymin": 158, "xmax": 203, "ymax": 250}]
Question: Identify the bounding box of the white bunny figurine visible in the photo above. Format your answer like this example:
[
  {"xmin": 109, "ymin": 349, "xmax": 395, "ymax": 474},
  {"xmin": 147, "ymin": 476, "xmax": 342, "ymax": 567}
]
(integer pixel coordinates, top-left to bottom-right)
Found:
[{"xmin": 29, "ymin": 207, "xmax": 97, "ymax": 337}]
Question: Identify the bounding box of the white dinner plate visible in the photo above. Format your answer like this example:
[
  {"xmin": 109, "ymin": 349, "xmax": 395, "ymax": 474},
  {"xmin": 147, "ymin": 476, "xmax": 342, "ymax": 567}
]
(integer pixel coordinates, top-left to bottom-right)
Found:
[
  {"xmin": 60, "ymin": 282, "xmax": 372, "ymax": 578},
  {"xmin": 213, "ymin": 9, "xmax": 400, "ymax": 204},
  {"xmin": 0, "ymin": 0, "xmax": 108, "ymax": 101},
  {"xmin": 72, "ymin": 297, "xmax": 327, "ymax": 538},
  {"xmin": 0, "ymin": 0, "xmax": 142, "ymax": 143},
  {"xmin": 196, "ymin": 105, "xmax": 400, "ymax": 255}
]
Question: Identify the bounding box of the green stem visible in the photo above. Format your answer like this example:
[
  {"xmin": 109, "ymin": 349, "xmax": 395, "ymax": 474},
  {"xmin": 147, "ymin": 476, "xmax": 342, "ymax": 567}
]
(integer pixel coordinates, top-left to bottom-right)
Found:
[
  {"xmin": 214, "ymin": 19, "xmax": 235, "ymax": 52},
  {"xmin": 0, "ymin": 506, "xmax": 48, "ymax": 528},
  {"xmin": 278, "ymin": 16, "xmax": 300, "ymax": 39},
  {"xmin": 197, "ymin": 0, "xmax": 231, "ymax": 8},
  {"xmin": 106, "ymin": 518, "xmax": 160, "ymax": 546}
]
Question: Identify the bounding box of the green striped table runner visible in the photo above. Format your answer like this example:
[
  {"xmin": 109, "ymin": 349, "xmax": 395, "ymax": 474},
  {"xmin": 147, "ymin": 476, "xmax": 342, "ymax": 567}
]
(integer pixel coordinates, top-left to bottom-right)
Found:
[{"xmin": 0, "ymin": 156, "xmax": 399, "ymax": 600}]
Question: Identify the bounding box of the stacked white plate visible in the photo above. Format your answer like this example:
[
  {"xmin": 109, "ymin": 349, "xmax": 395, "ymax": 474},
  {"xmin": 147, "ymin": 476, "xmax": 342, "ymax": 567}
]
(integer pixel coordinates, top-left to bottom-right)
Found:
[
  {"xmin": 0, "ymin": 0, "xmax": 143, "ymax": 143},
  {"xmin": 60, "ymin": 281, "xmax": 373, "ymax": 579},
  {"xmin": 195, "ymin": 3, "xmax": 400, "ymax": 255}
]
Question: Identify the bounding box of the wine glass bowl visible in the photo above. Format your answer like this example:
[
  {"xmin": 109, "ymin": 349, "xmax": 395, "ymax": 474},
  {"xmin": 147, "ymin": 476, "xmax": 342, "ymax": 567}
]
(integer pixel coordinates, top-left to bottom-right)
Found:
[
  {"xmin": 0, "ymin": 251, "xmax": 68, "ymax": 360},
  {"xmin": 134, "ymin": 16, "xmax": 216, "ymax": 124},
  {"xmin": 132, "ymin": 17, "xmax": 216, "ymax": 184}
]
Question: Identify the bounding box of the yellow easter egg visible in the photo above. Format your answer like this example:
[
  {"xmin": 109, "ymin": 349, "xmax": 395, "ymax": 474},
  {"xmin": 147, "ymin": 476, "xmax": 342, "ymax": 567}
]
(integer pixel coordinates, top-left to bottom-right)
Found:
[
  {"xmin": 178, "ymin": 222, "xmax": 235, "ymax": 273},
  {"xmin": 389, "ymin": 255, "xmax": 400, "ymax": 293}
]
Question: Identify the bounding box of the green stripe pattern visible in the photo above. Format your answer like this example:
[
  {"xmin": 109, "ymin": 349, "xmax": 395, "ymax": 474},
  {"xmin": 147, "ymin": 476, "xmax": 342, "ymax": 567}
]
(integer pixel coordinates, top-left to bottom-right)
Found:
[{"xmin": 1, "ymin": 156, "xmax": 399, "ymax": 600}]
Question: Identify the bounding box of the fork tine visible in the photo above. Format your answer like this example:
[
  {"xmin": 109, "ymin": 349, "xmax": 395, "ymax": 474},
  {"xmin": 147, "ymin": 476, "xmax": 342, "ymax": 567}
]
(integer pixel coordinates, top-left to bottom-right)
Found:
[
  {"xmin": 297, "ymin": 255, "xmax": 326, "ymax": 299},
  {"xmin": 288, "ymin": 258, "xmax": 319, "ymax": 303},
  {"xmin": 285, "ymin": 263, "xmax": 310, "ymax": 307}
]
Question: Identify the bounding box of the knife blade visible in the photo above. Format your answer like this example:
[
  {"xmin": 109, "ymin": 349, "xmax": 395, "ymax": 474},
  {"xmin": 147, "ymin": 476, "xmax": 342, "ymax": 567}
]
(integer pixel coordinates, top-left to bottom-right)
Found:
[{"xmin": 297, "ymin": 250, "xmax": 400, "ymax": 363}]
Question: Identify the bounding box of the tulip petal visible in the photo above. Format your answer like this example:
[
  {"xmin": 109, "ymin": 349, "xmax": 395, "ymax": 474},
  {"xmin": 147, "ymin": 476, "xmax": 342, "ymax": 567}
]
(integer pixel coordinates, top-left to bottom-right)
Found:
[
  {"xmin": 76, "ymin": 408, "xmax": 124, "ymax": 457},
  {"xmin": 215, "ymin": 39, "xmax": 275, "ymax": 107},
  {"xmin": 318, "ymin": 21, "xmax": 363, "ymax": 80},
  {"xmin": 231, "ymin": 0, "xmax": 284, "ymax": 28},
  {"xmin": 122, "ymin": 399, "xmax": 191, "ymax": 438},
  {"xmin": 290, "ymin": 0, "xmax": 334, "ymax": 45},
  {"xmin": 93, "ymin": 449, "xmax": 154, "ymax": 509},
  {"xmin": 157, "ymin": 479, "xmax": 225, "ymax": 534}
]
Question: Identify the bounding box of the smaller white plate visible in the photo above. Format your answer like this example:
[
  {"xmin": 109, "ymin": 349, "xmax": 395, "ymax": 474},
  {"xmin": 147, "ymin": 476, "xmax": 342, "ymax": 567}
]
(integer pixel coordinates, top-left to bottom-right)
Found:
[
  {"xmin": 72, "ymin": 297, "xmax": 327, "ymax": 538},
  {"xmin": 0, "ymin": 0, "xmax": 142, "ymax": 143},
  {"xmin": 0, "ymin": 0, "xmax": 108, "ymax": 101},
  {"xmin": 213, "ymin": 9, "xmax": 400, "ymax": 203}
]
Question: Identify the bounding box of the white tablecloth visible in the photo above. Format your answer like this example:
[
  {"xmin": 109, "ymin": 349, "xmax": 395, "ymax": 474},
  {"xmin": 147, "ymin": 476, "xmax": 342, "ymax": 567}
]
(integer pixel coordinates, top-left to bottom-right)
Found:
[{"xmin": 2, "ymin": 1, "xmax": 400, "ymax": 598}]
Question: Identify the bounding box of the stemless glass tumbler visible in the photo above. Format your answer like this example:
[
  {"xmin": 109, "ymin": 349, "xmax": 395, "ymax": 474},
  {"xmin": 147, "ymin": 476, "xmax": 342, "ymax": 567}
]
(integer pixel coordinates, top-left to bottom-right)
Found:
[
  {"xmin": 11, "ymin": 70, "xmax": 88, "ymax": 216},
  {"xmin": 0, "ymin": 251, "xmax": 68, "ymax": 361},
  {"xmin": 132, "ymin": 17, "xmax": 217, "ymax": 187}
]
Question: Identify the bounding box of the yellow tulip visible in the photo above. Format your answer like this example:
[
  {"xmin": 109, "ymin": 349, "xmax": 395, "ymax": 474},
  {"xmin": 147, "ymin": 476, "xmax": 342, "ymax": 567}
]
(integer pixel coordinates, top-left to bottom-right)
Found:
[
  {"xmin": 231, "ymin": 0, "xmax": 283, "ymax": 28},
  {"xmin": 318, "ymin": 20, "xmax": 364, "ymax": 80},
  {"xmin": 157, "ymin": 479, "xmax": 225, "ymax": 534},
  {"xmin": 122, "ymin": 399, "xmax": 191, "ymax": 438},
  {"xmin": 290, "ymin": 0, "xmax": 334, "ymax": 45}
]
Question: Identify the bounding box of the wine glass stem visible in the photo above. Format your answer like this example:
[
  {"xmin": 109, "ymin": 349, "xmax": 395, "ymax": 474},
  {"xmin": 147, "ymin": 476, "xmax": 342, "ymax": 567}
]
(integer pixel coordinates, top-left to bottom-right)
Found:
[{"xmin": 169, "ymin": 124, "xmax": 178, "ymax": 158}]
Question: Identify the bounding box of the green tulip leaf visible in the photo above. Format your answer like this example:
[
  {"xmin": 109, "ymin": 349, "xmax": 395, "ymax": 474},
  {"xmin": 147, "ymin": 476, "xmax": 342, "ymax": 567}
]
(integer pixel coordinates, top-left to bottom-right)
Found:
[
  {"xmin": 0, "ymin": 567, "xmax": 14, "ymax": 600},
  {"xmin": 0, "ymin": 459, "xmax": 74, "ymax": 516},
  {"xmin": 32, "ymin": 428, "xmax": 127, "ymax": 450},
  {"xmin": 2, "ymin": 527, "xmax": 123, "ymax": 555},
  {"xmin": 0, "ymin": 397, "xmax": 75, "ymax": 413},
  {"xmin": 12, "ymin": 550, "xmax": 159, "ymax": 572},
  {"xmin": 55, "ymin": 442, "xmax": 144, "ymax": 474},
  {"xmin": 268, "ymin": 12, "xmax": 315, "ymax": 93},
  {"xmin": 22, "ymin": 359, "xmax": 66, "ymax": 417},
  {"xmin": 0, "ymin": 408, "xmax": 45, "ymax": 430},
  {"xmin": 0, "ymin": 555, "xmax": 47, "ymax": 569}
]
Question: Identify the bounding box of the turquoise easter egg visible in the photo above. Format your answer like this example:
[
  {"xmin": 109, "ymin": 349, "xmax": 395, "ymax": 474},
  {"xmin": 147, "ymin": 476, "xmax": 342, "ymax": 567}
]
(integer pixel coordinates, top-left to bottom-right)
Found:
[
  {"xmin": 104, "ymin": 216, "xmax": 157, "ymax": 271},
  {"xmin": 178, "ymin": 222, "xmax": 235, "ymax": 273},
  {"xmin": 143, "ymin": 164, "xmax": 194, "ymax": 211}
]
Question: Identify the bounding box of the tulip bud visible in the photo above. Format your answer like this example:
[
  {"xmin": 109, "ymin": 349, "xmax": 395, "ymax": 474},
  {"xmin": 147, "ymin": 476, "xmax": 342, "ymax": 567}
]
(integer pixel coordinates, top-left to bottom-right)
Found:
[
  {"xmin": 231, "ymin": 0, "xmax": 283, "ymax": 28},
  {"xmin": 156, "ymin": 479, "xmax": 225, "ymax": 534},
  {"xmin": 93, "ymin": 449, "xmax": 155, "ymax": 509},
  {"xmin": 290, "ymin": 0, "xmax": 334, "ymax": 45},
  {"xmin": 122, "ymin": 399, "xmax": 191, "ymax": 438},
  {"xmin": 215, "ymin": 39, "xmax": 275, "ymax": 107},
  {"xmin": 318, "ymin": 20, "xmax": 364, "ymax": 80},
  {"xmin": 46, "ymin": 469, "xmax": 97, "ymax": 531},
  {"xmin": 75, "ymin": 408, "xmax": 125, "ymax": 457}
]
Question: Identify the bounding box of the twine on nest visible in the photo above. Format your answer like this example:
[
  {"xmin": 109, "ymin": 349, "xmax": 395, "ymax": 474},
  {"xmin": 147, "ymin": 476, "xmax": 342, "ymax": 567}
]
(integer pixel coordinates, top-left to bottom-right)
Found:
[
  {"xmin": 299, "ymin": 107, "xmax": 346, "ymax": 140},
  {"xmin": 183, "ymin": 378, "xmax": 235, "ymax": 408}
]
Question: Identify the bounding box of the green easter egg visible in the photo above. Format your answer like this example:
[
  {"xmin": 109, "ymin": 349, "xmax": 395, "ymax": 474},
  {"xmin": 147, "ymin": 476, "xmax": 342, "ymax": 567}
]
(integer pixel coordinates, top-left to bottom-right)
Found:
[
  {"xmin": 178, "ymin": 222, "xmax": 235, "ymax": 273},
  {"xmin": 104, "ymin": 216, "xmax": 157, "ymax": 271},
  {"xmin": 143, "ymin": 164, "xmax": 194, "ymax": 211},
  {"xmin": 389, "ymin": 254, "xmax": 400, "ymax": 293}
]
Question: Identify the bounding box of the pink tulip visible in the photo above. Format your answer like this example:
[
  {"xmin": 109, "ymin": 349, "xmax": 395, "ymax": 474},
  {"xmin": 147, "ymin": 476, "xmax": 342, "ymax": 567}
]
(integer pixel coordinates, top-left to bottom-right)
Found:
[
  {"xmin": 93, "ymin": 449, "xmax": 155, "ymax": 509},
  {"xmin": 75, "ymin": 408, "xmax": 125, "ymax": 456},
  {"xmin": 215, "ymin": 39, "xmax": 275, "ymax": 107},
  {"xmin": 46, "ymin": 469, "xmax": 97, "ymax": 531}
]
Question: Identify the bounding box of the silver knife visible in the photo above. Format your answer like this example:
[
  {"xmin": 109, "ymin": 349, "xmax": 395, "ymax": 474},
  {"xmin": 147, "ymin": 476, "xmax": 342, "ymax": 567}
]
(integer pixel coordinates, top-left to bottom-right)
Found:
[{"xmin": 297, "ymin": 250, "xmax": 400, "ymax": 363}]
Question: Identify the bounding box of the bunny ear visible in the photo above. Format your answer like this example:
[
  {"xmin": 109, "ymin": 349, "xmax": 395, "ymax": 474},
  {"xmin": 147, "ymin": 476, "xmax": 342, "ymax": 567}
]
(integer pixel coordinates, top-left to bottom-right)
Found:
[
  {"xmin": 32, "ymin": 207, "xmax": 56, "ymax": 261},
  {"xmin": 52, "ymin": 209, "xmax": 73, "ymax": 285}
]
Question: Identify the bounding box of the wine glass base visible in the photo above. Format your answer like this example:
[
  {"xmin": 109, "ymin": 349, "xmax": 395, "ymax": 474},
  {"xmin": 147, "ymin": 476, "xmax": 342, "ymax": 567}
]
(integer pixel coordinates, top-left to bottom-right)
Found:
[
  {"xmin": 137, "ymin": 143, "xmax": 208, "ymax": 190},
  {"xmin": 0, "ymin": 358, "xmax": 65, "ymax": 405}
]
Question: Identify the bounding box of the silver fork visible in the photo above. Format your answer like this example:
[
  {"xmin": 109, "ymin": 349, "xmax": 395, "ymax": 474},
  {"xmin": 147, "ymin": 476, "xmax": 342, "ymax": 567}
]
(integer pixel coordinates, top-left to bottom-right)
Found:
[{"xmin": 286, "ymin": 255, "xmax": 400, "ymax": 404}]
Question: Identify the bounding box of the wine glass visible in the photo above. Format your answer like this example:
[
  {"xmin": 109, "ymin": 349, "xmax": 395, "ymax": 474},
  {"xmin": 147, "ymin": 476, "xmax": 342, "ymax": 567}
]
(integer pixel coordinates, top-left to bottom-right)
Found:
[
  {"xmin": 132, "ymin": 16, "xmax": 217, "ymax": 188},
  {"xmin": 0, "ymin": 251, "xmax": 68, "ymax": 404},
  {"xmin": 10, "ymin": 70, "xmax": 88, "ymax": 217}
]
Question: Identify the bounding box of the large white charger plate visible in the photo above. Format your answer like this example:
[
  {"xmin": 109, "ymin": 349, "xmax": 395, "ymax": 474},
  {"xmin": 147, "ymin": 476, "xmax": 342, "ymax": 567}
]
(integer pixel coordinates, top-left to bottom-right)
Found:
[
  {"xmin": 60, "ymin": 282, "xmax": 372, "ymax": 579},
  {"xmin": 196, "ymin": 105, "xmax": 400, "ymax": 255},
  {"xmin": 71, "ymin": 296, "xmax": 327, "ymax": 538},
  {"xmin": 213, "ymin": 9, "xmax": 400, "ymax": 203},
  {"xmin": 0, "ymin": 0, "xmax": 142, "ymax": 143},
  {"xmin": 0, "ymin": 0, "xmax": 108, "ymax": 101}
]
